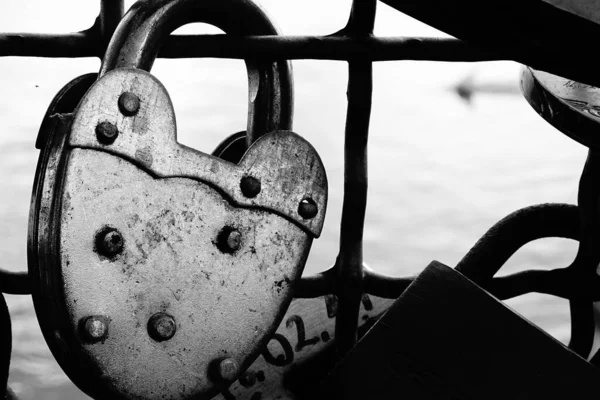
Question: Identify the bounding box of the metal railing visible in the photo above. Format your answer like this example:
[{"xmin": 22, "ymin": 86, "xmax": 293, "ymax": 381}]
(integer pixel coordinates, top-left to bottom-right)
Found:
[{"xmin": 2, "ymin": 0, "xmax": 600, "ymax": 397}]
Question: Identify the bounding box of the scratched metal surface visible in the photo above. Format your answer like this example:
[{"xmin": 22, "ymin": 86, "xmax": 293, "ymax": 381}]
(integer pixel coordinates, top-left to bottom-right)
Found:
[
  {"xmin": 68, "ymin": 69, "xmax": 327, "ymax": 237},
  {"xmin": 0, "ymin": 0, "xmax": 589, "ymax": 399},
  {"xmin": 29, "ymin": 66, "xmax": 326, "ymax": 398},
  {"xmin": 55, "ymin": 150, "xmax": 311, "ymax": 399}
]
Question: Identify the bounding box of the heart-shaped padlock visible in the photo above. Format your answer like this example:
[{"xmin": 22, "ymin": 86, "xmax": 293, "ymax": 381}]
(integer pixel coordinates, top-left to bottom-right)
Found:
[{"xmin": 28, "ymin": 1, "xmax": 327, "ymax": 399}]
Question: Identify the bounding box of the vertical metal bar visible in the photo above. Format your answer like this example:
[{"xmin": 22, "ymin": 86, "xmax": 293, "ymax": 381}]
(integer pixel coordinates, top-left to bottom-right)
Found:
[
  {"xmin": 569, "ymin": 150, "xmax": 600, "ymax": 358},
  {"xmin": 334, "ymin": 0, "xmax": 376, "ymax": 356},
  {"xmin": 99, "ymin": 0, "xmax": 125, "ymax": 54}
]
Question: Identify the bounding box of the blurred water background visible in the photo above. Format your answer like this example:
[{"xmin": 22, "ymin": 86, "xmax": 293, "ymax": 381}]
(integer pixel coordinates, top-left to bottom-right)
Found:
[{"xmin": 0, "ymin": 0, "xmax": 590, "ymax": 398}]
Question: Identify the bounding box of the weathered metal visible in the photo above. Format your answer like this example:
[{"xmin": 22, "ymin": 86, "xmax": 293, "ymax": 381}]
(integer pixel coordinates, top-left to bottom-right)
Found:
[
  {"xmin": 69, "ymin": 68, "xmax": 325, "ymax": 236},
  {"xmin": 26, "ymin": 1, "xmax": 327, "ymax": 398},
  {"xmin": 3, "ymin": 0, "xmax": 600, "ymax": 399},
  {"xmin": 211, "ymin": 294, "xmax": 394, "ymax": 400},
  {"xmin": 29, "ymin": 80, "xmax": 326, "ymax": 399}
]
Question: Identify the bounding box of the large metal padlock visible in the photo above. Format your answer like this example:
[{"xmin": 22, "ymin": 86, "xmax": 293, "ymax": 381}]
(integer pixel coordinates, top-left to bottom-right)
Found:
[
  {"xmin": 320, "ymin": 261, "xmax": 600, "ymax": 399},
  {"xmin": 28, "ymin": 1, "xmax": 327, "ymax": 399}
]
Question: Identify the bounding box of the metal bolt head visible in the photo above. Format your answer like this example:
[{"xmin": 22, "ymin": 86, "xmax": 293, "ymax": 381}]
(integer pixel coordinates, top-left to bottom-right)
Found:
[
  {"xmin": 82, "ymin": 316, "xmax": 108, "ymax": 343},
  {"xmin": 118, "ymin": 92, "xmax": 141, "ymax": 116},
  {"xmin": 218, "ymin": 358, "xmax": 240, "ymax": 382},
  {"xmin": 298, "ymin": 198, "xmax": 318, "ymax": 219},
  {"xmin": 240, "ymin": 176, "xmax": 261, "ymax": 198},
  {"xmin": 95, "ymin": 121, "xmax": 118, "ymax": 145},
  {"xmin": 96, "ymin": 228, "xmax": 124, "ymax": 258},
  {"xmin": 148, "ymin": 313, "xmax": 176, "ymax": 342}
]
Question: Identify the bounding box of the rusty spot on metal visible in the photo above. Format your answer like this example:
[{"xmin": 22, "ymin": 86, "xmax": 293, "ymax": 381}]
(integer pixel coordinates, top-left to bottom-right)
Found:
[{"xmin": 134, "ymin": 147, "xmax": 153, "ymax": 168}]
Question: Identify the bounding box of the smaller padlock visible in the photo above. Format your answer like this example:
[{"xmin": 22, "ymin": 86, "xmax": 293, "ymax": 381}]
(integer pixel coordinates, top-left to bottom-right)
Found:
[{"xmin": 319, "ymin": 261, "xmax": 600, "ymax": 400}]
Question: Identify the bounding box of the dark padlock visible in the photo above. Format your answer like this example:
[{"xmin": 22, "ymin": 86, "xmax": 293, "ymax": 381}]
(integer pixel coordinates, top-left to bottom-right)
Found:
[
  {"xmin": 521, "ymin": 66, "xmax": 600, "ymax": 150},
  {"xmin": 320, "ymin": 261, "xmax": 600, "ymax": 400},
  {"xmin": 28, "ymin": 1, "xmax": 327, "ymax": 400}
]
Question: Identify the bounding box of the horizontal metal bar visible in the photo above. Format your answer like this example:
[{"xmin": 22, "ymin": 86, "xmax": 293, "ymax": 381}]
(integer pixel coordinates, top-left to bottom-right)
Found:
[
  {"xmin": 296, "ymin": 268, "xmax": 336, "ymax": 298},
  {"xmin": 0, "ymin": 271, "xmax": 31, "ymax": 295},
  {"xmin": 161, "ymin": 35, "xmax": 503, "ymax": 61},
  {"xmin": 0, "ymin": 32, "xmax": 97, "ymax": 58},
  {"xmin": 0, "ymin": 33, "xmax": 504, "ymax": 62},
  {"xmin": 363, "ymin": 269, "xmax": 411, "ymax": 299}
]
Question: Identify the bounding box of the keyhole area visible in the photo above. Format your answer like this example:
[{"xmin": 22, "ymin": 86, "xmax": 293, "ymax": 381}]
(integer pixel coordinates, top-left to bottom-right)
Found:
[{"xmin": 150, "ymin": 23, "xmax": 248, "ymax": 156}]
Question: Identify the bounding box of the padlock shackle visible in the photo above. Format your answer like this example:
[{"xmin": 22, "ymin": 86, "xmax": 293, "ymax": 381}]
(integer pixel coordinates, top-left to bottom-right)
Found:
[{"xmin": 99, "ymin": 0, "xmax": 293, "ymax": 144}]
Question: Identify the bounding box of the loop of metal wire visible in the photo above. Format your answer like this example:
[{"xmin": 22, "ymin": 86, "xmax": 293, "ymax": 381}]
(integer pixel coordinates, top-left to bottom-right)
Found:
[{"xmin": 1, "ymin": 0, "xmax": 599, "ymax": 371}]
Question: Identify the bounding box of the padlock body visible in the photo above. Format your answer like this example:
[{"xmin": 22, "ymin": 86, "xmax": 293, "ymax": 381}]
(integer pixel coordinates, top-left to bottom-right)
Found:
[
  {"xmin": 56, "ymin": 149, "xmax": 309, "ymax": 399},
  {"xmin": 320, "ymin": 261, "xmax": 600, "ymax": 400},
  {"xmin": 30, "ymin": 69, "xmax": 327, "ymax": 400}
]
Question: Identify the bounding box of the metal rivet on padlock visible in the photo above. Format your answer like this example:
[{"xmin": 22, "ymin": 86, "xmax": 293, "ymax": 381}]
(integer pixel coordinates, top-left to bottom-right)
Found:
[
  {"xmin": 147, "ymin": 313, "xmax": 176, "ymax": 342},
  {"xmin": 95, "ymin": 121, "xmax": 118, "ymax": 145},
  {"xmin": 81, "ymin": 316, "xmax": 109, "ymax": 343},
  {"xmin": 298, "ymin": 197, "xmax": 318, "ymax": 219},
  {"xmin": 217, "ymin": 358, "xmax": 240, "ymax": 382},
  {"xmin": 95, "ymin": 227, "xmax": 124, "ymax": 258},
  {"xmin": 28, "ymin": 1, "xmax": 328, "ymax": 399},
  {"xmin": 118, "ymin": 92, "xmax": 140, "ymax": 116},
  {"xmin": 240, "ymin": 176, "xmax": 261, "ymax": 198}
]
